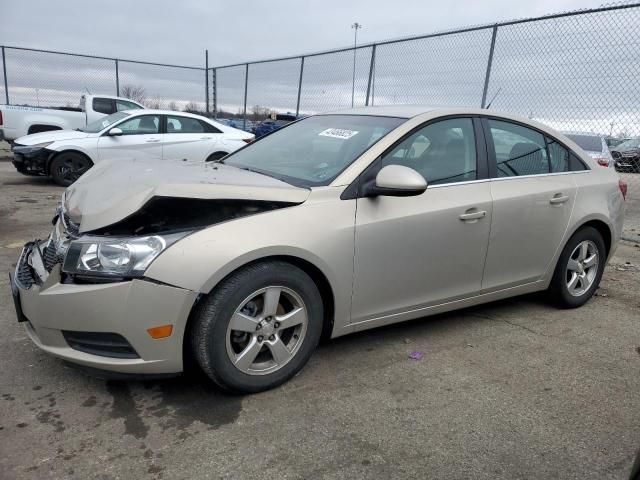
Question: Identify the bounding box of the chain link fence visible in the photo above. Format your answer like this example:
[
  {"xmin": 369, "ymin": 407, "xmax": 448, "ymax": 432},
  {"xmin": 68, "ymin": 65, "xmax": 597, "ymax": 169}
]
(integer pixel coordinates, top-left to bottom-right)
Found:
[
  {"xmin": 212, "ymin": 2, "xmax": 640, "ymax": 238},
  {"xmin": 1, "ymin": 2, "xmax": 639, "ymax": 237},
  {"xmin": 0, "ymin": 46, "xmax": 207, "ymax": 111}
]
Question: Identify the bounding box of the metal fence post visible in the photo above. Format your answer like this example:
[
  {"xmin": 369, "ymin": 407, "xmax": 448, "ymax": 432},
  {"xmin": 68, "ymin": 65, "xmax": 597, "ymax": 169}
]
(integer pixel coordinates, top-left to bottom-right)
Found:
[
  {"xmin": 480, "ymin": 25, "xmax": 498, "ymax": 108},
  {"xmin": 365, "ymin": 44, "xmax": 377, "ymax": 106},
  {"xmin": 295, "ymin": 56, "xmax": 305, "ymax": 117},
  {"xmin": 212, "ymin": 68, "xmax": 217, "ymax": 118},
  {"xmin": 115, "ymin": 59, "xmax": 120, "ymax": 96},
  {"xmin": 2, "ymin": 47, "xmax": 9, "ymax": 104},
  {"xmin": 205, "ymin": 50, "xmax": 209, "ymax": 114},
  {"xmin": 243, "ymin": 63, "xmax": 249, "ymax": 130}
]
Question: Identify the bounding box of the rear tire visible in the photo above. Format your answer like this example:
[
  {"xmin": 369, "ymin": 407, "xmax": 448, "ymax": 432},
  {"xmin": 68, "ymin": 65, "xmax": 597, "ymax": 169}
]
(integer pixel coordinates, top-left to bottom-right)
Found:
[
  {"xmin": 50, "ymin": 152, "xmax": 93, "ymax": 187},
  {"xmin": 548, "ymin": 227, "xmax": 606, "ymax": 308},
  {"xmin": 191, "ymin": 261, "xmax": 323, "ymax": 393},
  {"xmin": 205, "ymin": 151, "xmax": 228, "ymax": 162}
]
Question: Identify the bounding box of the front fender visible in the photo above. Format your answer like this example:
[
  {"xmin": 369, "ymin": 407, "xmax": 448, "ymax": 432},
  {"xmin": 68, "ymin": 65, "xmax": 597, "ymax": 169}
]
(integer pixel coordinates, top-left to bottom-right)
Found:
[{"xmin": 144, "ymin": 192, "xmax": 356, "ymax": 336}]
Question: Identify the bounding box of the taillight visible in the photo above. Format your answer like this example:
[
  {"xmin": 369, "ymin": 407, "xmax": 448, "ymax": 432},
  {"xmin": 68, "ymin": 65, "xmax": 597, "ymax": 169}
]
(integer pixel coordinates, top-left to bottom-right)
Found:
[
  {"xmin": 595, "ymin": 157, "xmax": 610, "ymax": 167},
  {"xmin": 619, "ymin": 179, "xmax": 627, "ymax": 200},
  {"xmin": 0, "ymin": 110, "xmax": 3, "ymax": 126}
]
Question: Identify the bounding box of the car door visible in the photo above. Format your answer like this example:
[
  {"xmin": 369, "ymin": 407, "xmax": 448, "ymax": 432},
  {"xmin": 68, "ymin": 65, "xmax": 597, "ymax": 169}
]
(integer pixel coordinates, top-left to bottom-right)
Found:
[
  {"xmin": 96, "ymin": 113, "xmax": 163, "ymax": 161},
  {"xmin": 481, "ymin": 117, "xmax": 577, "ymax": 291},
  {"xmin": 162, "ymin": 115, "xmax": 223, "ymax": 162},
  {"xmin": 350, "ymin": 117, "xmax": 493, "ymax": 325}
]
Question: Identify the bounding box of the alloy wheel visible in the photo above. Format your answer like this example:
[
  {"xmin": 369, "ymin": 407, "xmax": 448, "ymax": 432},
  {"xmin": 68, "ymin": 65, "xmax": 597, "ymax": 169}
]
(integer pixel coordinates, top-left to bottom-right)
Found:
[
  {"xmin": 565, "ymin": 240, "xmax": 599, "ymax": 297},
  {"xmin": 225, "ymin": 286, "xmax": 308, "ymax": 375}
]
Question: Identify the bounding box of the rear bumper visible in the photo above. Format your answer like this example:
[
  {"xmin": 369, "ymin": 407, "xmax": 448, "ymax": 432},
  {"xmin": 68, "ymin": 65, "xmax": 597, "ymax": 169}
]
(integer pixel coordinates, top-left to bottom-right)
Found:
[
  {"xmin": 11, "ymin": 145, "xmax": 54, "ymax": 175},
  {"xmin": 12, "ymin": 243, "xmax": 199, "ymax": 374}
]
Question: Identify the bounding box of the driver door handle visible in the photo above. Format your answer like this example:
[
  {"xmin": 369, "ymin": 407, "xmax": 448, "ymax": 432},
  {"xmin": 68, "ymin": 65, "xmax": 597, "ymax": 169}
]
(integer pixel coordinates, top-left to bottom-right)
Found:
[
  {"xmin": 146, "ymin": 138, "xmax": 161, "ymax": 143},
  {"xmin": 459, "ymin": 210, "xmax": 487, "ymax": 222},
  {"xmin": 549, "ymin": 194, "xmax": 569, "ymax": 204}
]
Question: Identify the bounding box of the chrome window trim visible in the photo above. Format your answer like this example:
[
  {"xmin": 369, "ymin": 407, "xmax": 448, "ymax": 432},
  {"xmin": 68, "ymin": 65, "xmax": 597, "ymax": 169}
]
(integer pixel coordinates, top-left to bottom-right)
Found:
[
  {"xmin": 425, "ymin": 170, "xmax": 589, "ymax": 189},
  {"xmin": 428, "ymin": 178, "xmax": 491, "ymax": 189},
  {"xmin": 489, "ymin": 170, "xmax": 590, "ymax": 182}
]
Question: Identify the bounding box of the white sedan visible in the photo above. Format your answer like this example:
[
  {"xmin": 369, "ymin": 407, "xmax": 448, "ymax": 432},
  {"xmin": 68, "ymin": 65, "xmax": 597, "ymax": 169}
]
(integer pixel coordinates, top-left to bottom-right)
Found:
[{"xmin": 11, "ymin": 109, "xmax": 254, "ymax": 186}]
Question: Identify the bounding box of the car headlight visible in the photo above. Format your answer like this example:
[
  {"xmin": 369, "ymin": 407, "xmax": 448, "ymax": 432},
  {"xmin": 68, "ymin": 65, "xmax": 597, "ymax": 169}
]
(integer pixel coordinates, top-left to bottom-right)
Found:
[
  {"xmin": 13, "ymin": 141, "xmax": 54, "ymax": 153},
  {"xmin": 62, "ymin": 233, "xmax": 187, "ymax": 278}
]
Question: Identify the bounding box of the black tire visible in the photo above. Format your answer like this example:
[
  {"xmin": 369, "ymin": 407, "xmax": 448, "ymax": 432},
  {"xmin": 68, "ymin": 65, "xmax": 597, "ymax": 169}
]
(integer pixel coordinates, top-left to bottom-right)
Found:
[
  {"xmin": 548, "ymin": 226, "xmax": 606, "ymax": 308},
  {"xmin": 205, "ymin": 151, "xmax": 228, "ymax": 162},
  {"xmin": 191, "ymin": 261, "xmax": 323, "ymax": 393},
  {"xmin": 49, "ymin": 152, "xmax": 93, "ymax": 187}
]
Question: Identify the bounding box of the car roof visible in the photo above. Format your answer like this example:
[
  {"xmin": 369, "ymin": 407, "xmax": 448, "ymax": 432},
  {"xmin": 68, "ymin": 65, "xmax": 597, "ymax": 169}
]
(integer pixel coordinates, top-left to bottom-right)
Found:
[
  {"xmin": 322, "ymin": 105, "xmax": 438, "ymax": 118},
  {"xmin": 123, "ymin": 109, "xmax": 209, "ymax": 119}
]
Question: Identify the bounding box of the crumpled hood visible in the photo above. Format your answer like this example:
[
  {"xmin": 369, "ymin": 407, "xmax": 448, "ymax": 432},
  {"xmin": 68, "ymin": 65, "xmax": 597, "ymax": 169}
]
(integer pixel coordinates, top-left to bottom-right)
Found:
[
  {"xmin": 64, "ymin": 159, "xmax": 310, "ymax": 232},
  {"xmin": 15, "ymin": 129, "xmax": 91, "ymax": 146}
]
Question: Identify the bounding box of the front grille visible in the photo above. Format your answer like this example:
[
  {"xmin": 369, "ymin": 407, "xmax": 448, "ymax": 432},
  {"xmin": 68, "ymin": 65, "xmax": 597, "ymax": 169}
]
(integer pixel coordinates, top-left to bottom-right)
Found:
[
  {"xmin": 16, "ymin": 256, "xmax": 35, "ymax": 288},
  {"xmin": 62, "ymin": 331, "xmax": 140, "ymax": 359},
  {"xmin": 42, "ymin": 242, "xmax": 64, "ymax": 272}
]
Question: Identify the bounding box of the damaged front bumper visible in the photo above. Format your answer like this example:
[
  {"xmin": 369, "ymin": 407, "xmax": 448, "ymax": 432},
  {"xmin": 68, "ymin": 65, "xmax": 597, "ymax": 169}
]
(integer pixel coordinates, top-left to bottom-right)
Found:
[
  {"xmin": 11, "ymin": 144, "xmax": 54, "ymax": 176},
  {"xmin": 10, "ymin": 238, "xmax": 198, "ymax": 375}
]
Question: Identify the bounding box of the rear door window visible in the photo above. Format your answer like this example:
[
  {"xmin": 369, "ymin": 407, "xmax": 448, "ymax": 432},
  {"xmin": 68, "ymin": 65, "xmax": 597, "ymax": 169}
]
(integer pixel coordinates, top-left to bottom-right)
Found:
[
  {"xmin": 547, "ymin": 137, "xmax": 570, "ymax": 173},
  {"xmin": 487, "ymin": 119, "xmax": 549, "ymax": 177},
  {"xmin": 166, "ymin": 115, "xmax": 221, "ymax": 134}
]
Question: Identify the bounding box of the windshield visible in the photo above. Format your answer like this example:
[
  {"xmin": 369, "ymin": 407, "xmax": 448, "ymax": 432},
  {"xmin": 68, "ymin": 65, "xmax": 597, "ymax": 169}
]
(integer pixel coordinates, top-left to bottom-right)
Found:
[
  {"xmin": 80, "ymin": 111, "xmax": 130, "ymax": 133},
  {"xmin": 616, "ymin": 138, "xmax": 640, "ymax": 150},
  {"xmin": 565, "ymin": 134, "xmax": 602, "ymax": 152},
  {"xmin": 223, "ymin": 115, "xmax": 405, "ymax": 187}
]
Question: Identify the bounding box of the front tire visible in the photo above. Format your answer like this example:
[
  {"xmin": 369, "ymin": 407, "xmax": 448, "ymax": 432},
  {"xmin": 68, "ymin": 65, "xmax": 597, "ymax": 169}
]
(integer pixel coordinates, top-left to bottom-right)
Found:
[
  {"xmin": 548, "ymin": 226, "xmax": 606, "ymax": 308},
  {"xmin": 49, "ymin": 152, "xmax": 93, "ymax": 186},
  {"xmin": 191, "ymin": 261, "xmax": 323, "ymax": 393}
]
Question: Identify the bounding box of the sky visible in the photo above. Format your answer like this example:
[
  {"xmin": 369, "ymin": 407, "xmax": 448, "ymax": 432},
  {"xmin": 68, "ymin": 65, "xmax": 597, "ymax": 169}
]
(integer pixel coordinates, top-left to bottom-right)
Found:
[
  {"xmin": 2, "ymin": 0, "xmax": 639, "ymax": 136},
  {"xmin": 1, "ymin": 0, "xmax": 605, "ymax": 67}
]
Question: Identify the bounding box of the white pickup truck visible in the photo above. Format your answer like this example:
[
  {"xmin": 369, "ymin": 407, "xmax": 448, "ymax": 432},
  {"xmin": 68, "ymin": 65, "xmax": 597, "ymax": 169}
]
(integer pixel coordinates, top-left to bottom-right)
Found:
[{"xmin": 0, "ymin": 94, "xmax": 144, "ymax": 143}]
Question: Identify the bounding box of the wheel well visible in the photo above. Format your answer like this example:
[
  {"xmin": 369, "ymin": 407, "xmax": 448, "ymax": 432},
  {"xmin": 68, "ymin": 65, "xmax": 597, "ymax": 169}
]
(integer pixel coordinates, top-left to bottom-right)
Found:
[
  {"xmin": 46, "ymin": 149, "xmax": 93, "ymax": 175},
  {"xmin": 577, "ymin": 220, "xmax": 612, "ymax": 256},
  {"xmin": 183, "ymin": 255, "xmax": 336, "ymax": 365},
  {"xmin": 28, "ymin": 124, "xmax": 62, "ymax": 135},
  {"xmin": 206, "ymin": 151, "xmax": 228, "ymax": 162}
]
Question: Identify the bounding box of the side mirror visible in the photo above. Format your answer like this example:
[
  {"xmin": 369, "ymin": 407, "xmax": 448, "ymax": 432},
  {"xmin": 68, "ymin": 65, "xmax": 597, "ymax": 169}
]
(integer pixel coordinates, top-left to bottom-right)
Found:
[
  {"xmin": 364, "ymin": 165, "xmax": 427, "ymax": 197},
  {"xmin": 107, "ymin": 127, "xmax": 123, "ymax": 136}
]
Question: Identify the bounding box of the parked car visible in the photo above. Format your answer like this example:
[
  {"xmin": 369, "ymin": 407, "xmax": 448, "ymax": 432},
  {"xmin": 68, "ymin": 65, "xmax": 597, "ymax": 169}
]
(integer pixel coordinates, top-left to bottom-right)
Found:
[
  {"xmin": 605, "ymin": 136, "xmax": 632, "ymax": 149},
  {"xmin": 255, "ymin": 113, "xmax": 298, "ymax": 138},
  {"xmin": 10, "ymin": 107, "xmax": 625, "ymax": 393},
  {"xmin": 0, "ymin": 94, "xmax": 144, "ymax": 142},
  {"xmin": 562, "ymin": 132, "xmax": 614, "ymax": 167},
  {"xmin": 11, "ymin": 109, "xmax": 254, "ymax": 186},
  {"xmin": 611, "ymin": 137, "xmax": 640, "ymax": 173}
]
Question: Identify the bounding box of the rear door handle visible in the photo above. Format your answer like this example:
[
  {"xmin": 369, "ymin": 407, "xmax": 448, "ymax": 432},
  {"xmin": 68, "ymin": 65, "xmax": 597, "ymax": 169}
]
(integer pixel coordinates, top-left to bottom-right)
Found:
[
  {"xmin": 549, "ymin": 194, "xmax": 569, "ymax": 204},
  {"xmin": 459, "ymin": 210, "xmax": 487, "ymax": 222},
  {"xmin": 200, "ymin": 137, "xmax": 212, "ymax": 140}
]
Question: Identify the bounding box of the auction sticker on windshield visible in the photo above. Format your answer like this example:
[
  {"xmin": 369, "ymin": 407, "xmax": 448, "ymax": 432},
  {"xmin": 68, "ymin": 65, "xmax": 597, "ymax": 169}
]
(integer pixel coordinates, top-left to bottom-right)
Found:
[{"xmin": 319, "ymin": 128, "xmax": 359, "ymax": 140}]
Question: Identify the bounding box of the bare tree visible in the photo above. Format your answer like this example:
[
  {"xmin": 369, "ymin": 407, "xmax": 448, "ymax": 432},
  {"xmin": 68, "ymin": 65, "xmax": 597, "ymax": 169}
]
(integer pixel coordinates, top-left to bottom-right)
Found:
[
  {"xmin": 168, "ymin": 101, "xmax": 178, "ymax": 111},
  {"xmin": 250, "ymin": 104, "xmax": 273, "ymax": 120},
  {"xmin": 120, "ymin": 84, "xmax": 147, "ymax": 104},
  {"xmin": 144, "ymin": 95, "xmax": 164, "ymax": 109},
  {"xmin": 183, "ymin": 101, "xmax": 200, "ymax": 114}
]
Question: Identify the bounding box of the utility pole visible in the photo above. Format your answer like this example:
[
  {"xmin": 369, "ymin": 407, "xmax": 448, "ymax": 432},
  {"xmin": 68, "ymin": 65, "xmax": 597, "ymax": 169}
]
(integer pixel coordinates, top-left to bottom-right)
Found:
[{"xmin": 351, "ymin": 22, "xmax": 362, "ymax": 108}]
